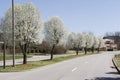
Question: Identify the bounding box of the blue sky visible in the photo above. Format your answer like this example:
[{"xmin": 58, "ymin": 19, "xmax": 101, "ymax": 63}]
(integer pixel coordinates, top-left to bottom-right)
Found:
[{"xmin": 0, "ymin": 0, "xmax": 120, "ymax": 36}]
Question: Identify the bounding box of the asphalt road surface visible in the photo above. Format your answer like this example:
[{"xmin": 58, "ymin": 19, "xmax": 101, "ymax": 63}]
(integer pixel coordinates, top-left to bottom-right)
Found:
[{"xmin": 0, "ymin": 51, "xmax": 120, "ymax": 80}]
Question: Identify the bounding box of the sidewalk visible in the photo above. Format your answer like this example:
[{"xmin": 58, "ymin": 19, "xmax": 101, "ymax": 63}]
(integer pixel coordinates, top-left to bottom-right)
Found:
[{"xmin": 0, "ymin": 54, "xmax": 75, "ymax": 66}]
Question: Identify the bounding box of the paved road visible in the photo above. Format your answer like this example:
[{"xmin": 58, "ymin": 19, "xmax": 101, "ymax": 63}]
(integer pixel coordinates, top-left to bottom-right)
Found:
[{"xmin": 0, "ymin": 52, "xmax": 120, "ymax": 80}]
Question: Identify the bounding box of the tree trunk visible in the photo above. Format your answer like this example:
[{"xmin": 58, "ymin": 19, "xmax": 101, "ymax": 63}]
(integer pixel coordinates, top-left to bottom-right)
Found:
[
  {"xmin": 97, "ymin": 48, "xmax": 100, "ymax": 53},
  {"xmin": 92, "ymin": 47, "xmax": 94, "ymax": 53},
  {"xmin": 84, "ymin": 47, "xmax": 87, "ymax": 55},
  {"xmin": 50, "ymin": 44, "xmax": 55, "ymax": 60},
  {"xmin": 19, "ymin": 43, "xmax": 28, "ymax": 64},
  {"xmin": 23, "ymin": 53, "xmax": 27, "ymax": 64},
  {"xmin": 76, "ymin": 47, "xmax": 79, "ymax": 55},
  {"xmin": 76, "ymin": 49, "xmax": 78, "ymax": 55}
]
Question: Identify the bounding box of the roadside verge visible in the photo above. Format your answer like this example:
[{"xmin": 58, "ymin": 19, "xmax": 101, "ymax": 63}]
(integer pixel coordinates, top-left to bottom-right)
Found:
[{"xmin": 112, "ymin": 55, "xmax": 120, "ymax": 74}]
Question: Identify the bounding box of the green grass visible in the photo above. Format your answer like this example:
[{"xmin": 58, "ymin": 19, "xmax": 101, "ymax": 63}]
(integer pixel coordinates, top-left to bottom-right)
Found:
[
  {"xmin": 66, "ymin": 50, "xmax": 76, "ymax": 54},
  {"xmin": 114, "ymin": 54, "xmax": 120, "ymax": 69},
  {"xmin": 0, "ymin": 51, "xmax": 100, "ymax": 72},
  {"xmin": 0, "ymin": 54, "xmax": 32, "ymax": 61}
]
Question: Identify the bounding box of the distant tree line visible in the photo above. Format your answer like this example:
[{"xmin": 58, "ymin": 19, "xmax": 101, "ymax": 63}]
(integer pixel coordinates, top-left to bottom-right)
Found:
[{"xmin": 66, "ymin": 32, "xmax": 104, "ymax": 55}]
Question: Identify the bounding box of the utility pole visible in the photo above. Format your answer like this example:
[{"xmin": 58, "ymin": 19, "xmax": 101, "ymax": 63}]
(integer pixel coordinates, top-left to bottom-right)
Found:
[
  {"xmin": 3, "ymin": 42, "xmax": 6, "ymax": 69},
  {"xmin": 12, "ymin": 0, "xmax": 15, "ymax": 67}
]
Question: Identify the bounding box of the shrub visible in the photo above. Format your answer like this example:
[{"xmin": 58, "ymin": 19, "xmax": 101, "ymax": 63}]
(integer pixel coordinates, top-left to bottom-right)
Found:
[{"xmin": 53, "ymin": 45, "xmax": 67, "ymax": 54}]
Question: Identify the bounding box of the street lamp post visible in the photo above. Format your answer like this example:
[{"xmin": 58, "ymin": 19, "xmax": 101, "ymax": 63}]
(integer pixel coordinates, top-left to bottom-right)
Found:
[{"xmin": 12, "ymin": 0, "xmax": 15, "ymax": 67}]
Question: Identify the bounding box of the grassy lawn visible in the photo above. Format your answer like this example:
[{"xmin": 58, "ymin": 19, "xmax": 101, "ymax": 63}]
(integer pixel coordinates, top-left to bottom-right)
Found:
[
  {"xmin": 0, "ymin": 51, "xmax": 100, "ymax": 72},
  {"xmin": 0, "ymin": 54, "xmax": 33, "ymax": 61},
  {"xmin": 113, "ymin": 54, "xmax": 120, "ymax": 69},
  {"xmin": 66, "ymin": 50, "xmax": 76, "ymax": 54}
]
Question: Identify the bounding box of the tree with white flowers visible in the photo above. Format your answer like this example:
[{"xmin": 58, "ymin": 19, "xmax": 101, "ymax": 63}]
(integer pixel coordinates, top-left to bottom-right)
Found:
[
  {"xmin": 0, "ymin": 18, "xmax": 5, "ymax": 41},
  {"xmin": 74, "ymin": 33, "xmax": 85, "ymax": 55},
  {"xmin": 91, "ymin": 36, "xmax": 99, "ymax": 53},
  {"xmin": 66, "ymin": 32, "xmax": 76, "ymax": 49},
  {"xmin": 2, "ymin": 3, "xmax": 43, "ymax": 64},
  {"xmin": 44, "ymin": 16, "xmax": 67, "ymax": 60},
  {"xmin": 97, "ymin": 38, "xmax": 104, "ymax": 52},
  {"xmin": 84, "ymin": 33, "xmax": 94, "ymax": 54}
]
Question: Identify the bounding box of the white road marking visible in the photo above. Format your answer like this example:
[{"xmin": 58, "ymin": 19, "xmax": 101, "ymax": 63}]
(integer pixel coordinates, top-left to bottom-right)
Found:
[{"xmin": 72, "ymin": 67, "xmax": 77, "ymax": 72}]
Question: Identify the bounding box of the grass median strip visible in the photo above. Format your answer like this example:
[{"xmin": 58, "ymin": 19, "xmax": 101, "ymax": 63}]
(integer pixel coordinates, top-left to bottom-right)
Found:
[
  {"xmin": 114, "ymin": 54, "xmax": 120, "ymax": 70},
  {"xmin": 0, "ymin": 52, "xmax": 99, "ymax": 72}
]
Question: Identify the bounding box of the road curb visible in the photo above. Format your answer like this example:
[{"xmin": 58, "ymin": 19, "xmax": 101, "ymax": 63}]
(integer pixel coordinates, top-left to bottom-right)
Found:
[{"xmin": 112, "ymin": 58, "xmax": 120, "ymax": 74}]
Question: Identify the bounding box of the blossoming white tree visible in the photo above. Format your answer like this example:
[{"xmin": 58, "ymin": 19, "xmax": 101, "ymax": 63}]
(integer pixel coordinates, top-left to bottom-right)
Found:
[
  {"xmin": 97, "ymin": 38, "xmax": 104, "ymax": 52},
  {"xmin": 74, "ymin": 33, "xmax": 85, "ymax": 55},
  {"xmin": 91, "ymin": 36, "xmax": 99, "ymax": 53},
  {"xmin": 3, "ymin": 3, "xmax": 43, "ymax": 64},
  {"xmin": 66, "ymin": 32, "xmax": 76, "ymax": 49},
  {"xmin": 44, "ymin": 16, "xmax": 67, "ymax": 60},
  {"xmin": 83, "ymin": 33, "xmax": 94, "ymax": 54}
]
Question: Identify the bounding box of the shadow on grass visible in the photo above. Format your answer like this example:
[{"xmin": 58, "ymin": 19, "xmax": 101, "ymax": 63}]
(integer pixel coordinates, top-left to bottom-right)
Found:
[{"xmin": 41, "ymin": 59, "xmax": 51, "ymax": 61}]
